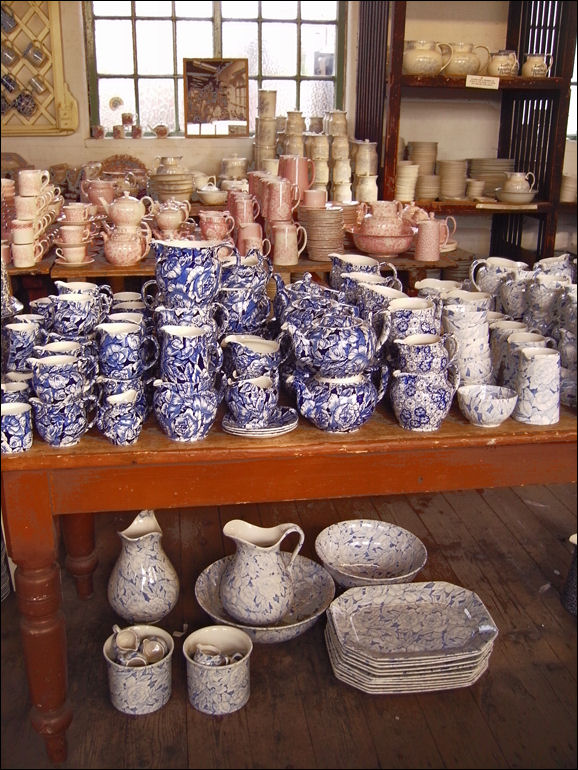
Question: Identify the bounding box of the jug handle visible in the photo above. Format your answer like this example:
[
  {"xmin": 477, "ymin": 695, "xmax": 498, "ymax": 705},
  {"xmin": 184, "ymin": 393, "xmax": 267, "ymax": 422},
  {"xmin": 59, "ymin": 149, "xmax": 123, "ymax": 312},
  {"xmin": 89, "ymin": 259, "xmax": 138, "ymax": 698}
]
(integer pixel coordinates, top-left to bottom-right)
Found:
[
  {"xmin": 279, "ymin": 524, "xmax": 305, "ymax": 569},
  {"xmin": 445, "ymin": 215, "xmax": 457, "ymax": 240},
  {"xmin": 474, "ymin": 45, "xmax": 491, "ymax": 74},
  {"xmin": 374, "ymin": 309, "xmax": 392, "ymax": 351},
  {"xmin": 307, "ymin": 158, "xmax": 316, "ymax": 187},
  {"xmin": 441, "ymin": 332, "xmax": 459, "ymax": 368},
  {"xmin": 438, "ymin": 43, "xmax": 453, "ymax": 72},
  {"xmin": 525, "ymin": 171, "xmax": 536, "ymax": 190},
  {"xmin": 469, "ymin": 258, "xmax": 487, "ymax": 291},
  {"xmin": 296, "ymin": 225, "xmax": 308, "ymax": 257}
]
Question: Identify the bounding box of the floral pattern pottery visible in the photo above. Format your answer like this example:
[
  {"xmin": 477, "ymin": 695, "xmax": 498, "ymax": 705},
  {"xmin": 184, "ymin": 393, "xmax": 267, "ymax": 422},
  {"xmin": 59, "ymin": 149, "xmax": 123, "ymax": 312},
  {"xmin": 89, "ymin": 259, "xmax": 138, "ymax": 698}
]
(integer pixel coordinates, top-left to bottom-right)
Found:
[
  {"xmin": 224, "ymin": 374, "xmax": 279, "ymax": 427},
  {"xmin": 221, "ymin": 333, "xmax": 284, "ymax": 379},
  {"xmin": 457, "ymin": 384, "xmax": 518, "ymax": 427},
  {"xmin": 314, "ymin": 519, "xmax": 427, "ymax": 588},
  {"xmin": 1, "ymin": 402, "xmax": 33, "ymax": 453},
  {"xmin": 219, "ymin": 250, "xmax": 273, "ymax": 292},
  {"xmin": 158, "ymin": 324, "xmax": 223, "ymax": 385},
  {"xmin": 29, "ymin": 394, "xmax": 97, "ymax": 447},
  {"xmin": 294, "ymin": 372, "xmax": 385, "ymax": 433},
  {"xmin": 103, "ymin": 624, "xmax": 174, "ymax": 715},
  {"xmin": 512, "ymin": 346, "xmax": 560, "ymax": 425},
  {"xmin": 183, "ymin": 626, "xmax": 253, "ymax": 715},
  {"xmin": 390, "ymin": 367, "xmax": 459, "ymax": 432},
  {"xmin": 153, "ymin": 380, "xmax": 219, "ymax": 442},
  {"xmin": 219, "ymin": 519, "xmax": 305, "ymax": 626},
  {"xmin": 107, "ymin": 509, "xmax": 180, "ymax": 624}
]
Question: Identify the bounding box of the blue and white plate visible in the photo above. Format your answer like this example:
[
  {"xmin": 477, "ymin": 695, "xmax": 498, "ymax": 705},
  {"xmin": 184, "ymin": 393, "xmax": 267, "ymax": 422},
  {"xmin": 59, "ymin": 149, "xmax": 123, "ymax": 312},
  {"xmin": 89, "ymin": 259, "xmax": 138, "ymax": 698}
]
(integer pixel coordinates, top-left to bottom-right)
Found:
[{"xmin": 221, "ymin": 405, "xmax": 299, "ymax": 437}]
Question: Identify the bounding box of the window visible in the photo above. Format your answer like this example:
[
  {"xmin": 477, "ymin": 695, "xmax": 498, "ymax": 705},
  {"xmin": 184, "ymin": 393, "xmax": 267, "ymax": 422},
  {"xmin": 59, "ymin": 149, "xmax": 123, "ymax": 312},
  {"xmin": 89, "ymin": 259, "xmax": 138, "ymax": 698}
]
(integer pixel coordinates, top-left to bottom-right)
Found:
[{"xmin": 83, "ymin": 1, "xmax": 345, "ymax": 136}]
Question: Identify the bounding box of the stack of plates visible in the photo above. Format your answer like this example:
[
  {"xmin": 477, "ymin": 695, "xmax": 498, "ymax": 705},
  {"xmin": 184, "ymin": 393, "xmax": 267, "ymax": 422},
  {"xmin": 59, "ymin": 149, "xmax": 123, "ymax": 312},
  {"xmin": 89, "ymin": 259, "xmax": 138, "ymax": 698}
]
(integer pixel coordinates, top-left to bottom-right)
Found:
[
  {"xmin": 297, "ymin": 203, "xmax": 344, "ymax": 261},
  {"xmin": 407, "ymin": 141, "xmax": 438, "ymax": 175},
  {"xmin": 560, "ymin": 174, "xmax": 577, "ymax": 203},
  {"xmin": 395, "ymin": 162, "xmax": 419, "ymax": 202},
  {"xmin": 325, "ymin": 581, "xmax": 498, "ymax": 694},
  {"xmin": 329, "ymin": 199, "xmax": 363, "ymax": 248},
  {"xmin": 469, "ymin": 158, "xmax": 515, "ymax": 197},
  {"xmin": 438, "ymin": 159, "xmax": 468, "ymax": 200},
  {"xmin": 415, "ymin": 174, "xmax": 441, "ymax": 201}
]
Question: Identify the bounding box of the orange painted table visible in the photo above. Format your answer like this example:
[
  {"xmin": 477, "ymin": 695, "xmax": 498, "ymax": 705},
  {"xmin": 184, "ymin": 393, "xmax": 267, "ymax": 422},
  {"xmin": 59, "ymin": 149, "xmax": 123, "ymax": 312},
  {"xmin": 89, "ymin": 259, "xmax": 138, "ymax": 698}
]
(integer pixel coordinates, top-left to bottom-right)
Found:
[{"xmin": 1, "ymin": 405, "xmax": 576, "ymax": 762}]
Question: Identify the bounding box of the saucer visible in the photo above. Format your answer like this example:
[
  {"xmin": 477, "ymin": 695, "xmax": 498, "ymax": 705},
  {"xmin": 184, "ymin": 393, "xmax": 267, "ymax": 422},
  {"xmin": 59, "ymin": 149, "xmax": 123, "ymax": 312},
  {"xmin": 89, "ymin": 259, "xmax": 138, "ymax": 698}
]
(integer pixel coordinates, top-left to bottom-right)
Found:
[
  {"xmin": 440, "ymin": 239, "xmax": 458, "ymax": 253},
  {"xmin": 54, "ymin": 239, "xmax": 92, "ymax": 247},
  {"xmin": 194, "ymin": 554, "xmax": 335, "ymax": 643},
  {"xmin": 54, "ymin": 257, "xmax": 95, "ymax": 266},
  {"xmin": 221, "ymin": 406, "xmax": 299, "ymax": 437}
]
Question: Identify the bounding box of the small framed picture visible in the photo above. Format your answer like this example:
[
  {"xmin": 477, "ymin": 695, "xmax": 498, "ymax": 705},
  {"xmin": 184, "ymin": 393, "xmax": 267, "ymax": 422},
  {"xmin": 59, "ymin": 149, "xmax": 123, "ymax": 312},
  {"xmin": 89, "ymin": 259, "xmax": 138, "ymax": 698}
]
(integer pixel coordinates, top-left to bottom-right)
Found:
[{"xmin": 184, "ymin": 58, "xmax": 249, "ymax": 138}]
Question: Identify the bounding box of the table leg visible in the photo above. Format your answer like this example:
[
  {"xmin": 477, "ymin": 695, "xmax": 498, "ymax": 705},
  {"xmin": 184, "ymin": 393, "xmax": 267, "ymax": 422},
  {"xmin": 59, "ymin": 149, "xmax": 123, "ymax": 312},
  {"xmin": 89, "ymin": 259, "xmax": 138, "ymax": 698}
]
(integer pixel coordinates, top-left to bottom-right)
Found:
[
  {"xmin": 2, "ymin": 470, "xmax": 73, "ymax": 763},
  {"xmin": 61, "ymin": 513, "xmax": 98, "ymax": 599}
]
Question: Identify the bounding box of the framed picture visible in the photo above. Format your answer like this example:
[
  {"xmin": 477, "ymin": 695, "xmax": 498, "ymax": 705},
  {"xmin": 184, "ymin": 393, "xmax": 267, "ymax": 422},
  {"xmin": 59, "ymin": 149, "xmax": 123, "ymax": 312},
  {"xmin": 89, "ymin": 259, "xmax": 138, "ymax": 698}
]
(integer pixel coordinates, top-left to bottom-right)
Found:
[{"xmin": 183, "ymin": 58, "xmax": 249, "ymax": 137}]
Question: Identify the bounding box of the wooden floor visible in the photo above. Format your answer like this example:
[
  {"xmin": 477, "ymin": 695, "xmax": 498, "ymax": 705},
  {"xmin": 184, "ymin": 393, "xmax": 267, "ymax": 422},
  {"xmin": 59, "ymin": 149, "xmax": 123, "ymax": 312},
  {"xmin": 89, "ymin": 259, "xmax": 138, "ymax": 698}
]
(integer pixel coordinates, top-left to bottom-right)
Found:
[{"xmin": 2, "ymin": 484, "xmax": 577, "ymax": 769}]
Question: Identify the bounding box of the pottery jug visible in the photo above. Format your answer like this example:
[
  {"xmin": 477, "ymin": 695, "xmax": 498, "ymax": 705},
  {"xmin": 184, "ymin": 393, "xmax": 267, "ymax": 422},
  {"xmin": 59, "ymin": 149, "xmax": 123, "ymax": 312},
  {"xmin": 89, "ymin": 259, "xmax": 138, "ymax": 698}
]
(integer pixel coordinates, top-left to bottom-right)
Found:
[
  {"xmin": 442, "ymin": 42, "xmax": 491, "ymax": 76},
  {"xmin": 107, "ymin": 509, "xmax": 179, "ymax": 623},
  {"xmin": 503, "ymin": 171, "xmax": 535, "ymax": 192},
  {"xmin": 402, "ymin": 40, "xmax": 450, "ymax": 76},
  {"xmin": 487, "ymin": 50, "xmax": 519, "ymax": 77},
  {"xmin": 390, "ymin": 367, "xmax": 459, "ymax": 431},
  {"xmin": 219, "ymin": 519, "xmax": 305, "ymax": 625},
  {"xmin": 521, "ymin": 53, "xmax": 553, "ymax": 78}
]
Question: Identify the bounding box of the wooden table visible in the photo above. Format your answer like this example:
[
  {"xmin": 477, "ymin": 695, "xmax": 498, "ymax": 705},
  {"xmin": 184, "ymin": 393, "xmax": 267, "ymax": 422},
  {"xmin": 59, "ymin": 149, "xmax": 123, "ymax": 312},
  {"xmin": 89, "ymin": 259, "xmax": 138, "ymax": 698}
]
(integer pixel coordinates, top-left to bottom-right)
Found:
[{"xmin": 1, "ymin": 404, "xmax": 576, "ymax": 763}]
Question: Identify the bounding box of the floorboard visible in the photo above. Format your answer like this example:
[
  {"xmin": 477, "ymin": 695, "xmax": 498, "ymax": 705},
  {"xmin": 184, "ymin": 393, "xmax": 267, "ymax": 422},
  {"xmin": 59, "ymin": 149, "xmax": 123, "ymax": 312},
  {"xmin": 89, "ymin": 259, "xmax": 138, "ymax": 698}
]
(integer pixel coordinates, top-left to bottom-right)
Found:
[{"xmin": 1, "ymin": 485, "xmax": 576, "ymax": 769}]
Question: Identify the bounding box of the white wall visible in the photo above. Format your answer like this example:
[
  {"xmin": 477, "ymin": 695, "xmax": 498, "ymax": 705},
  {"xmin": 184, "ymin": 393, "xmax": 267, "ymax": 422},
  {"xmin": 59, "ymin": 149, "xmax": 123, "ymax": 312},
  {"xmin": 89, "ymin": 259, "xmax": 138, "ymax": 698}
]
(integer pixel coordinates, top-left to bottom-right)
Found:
[{"xmin": 2, "ymin": 1, "xmax": 575, "ymax": 257}]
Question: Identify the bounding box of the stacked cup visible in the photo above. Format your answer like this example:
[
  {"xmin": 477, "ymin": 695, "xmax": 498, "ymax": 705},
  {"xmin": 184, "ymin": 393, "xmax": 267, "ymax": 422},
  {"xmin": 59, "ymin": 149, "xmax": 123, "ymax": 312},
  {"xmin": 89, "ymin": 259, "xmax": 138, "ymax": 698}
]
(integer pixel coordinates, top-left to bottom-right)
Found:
[
  {"xmin": 253, "ymin": 90, "xmax": 278, "ymax": 170},
  {"xmin": 394, "ymin": 161, "xmax": 420, "ymax": 202},
  {"xmin": 306, "ymin": 132, "xmax": 330, "ymax": 197},
  {"xmin": 11, "ymin": 169, "xmax": 62, "ymax": 267},
  {"xmin": 54, "ymin": 202, "xmax": 96, "ymax": 265}
]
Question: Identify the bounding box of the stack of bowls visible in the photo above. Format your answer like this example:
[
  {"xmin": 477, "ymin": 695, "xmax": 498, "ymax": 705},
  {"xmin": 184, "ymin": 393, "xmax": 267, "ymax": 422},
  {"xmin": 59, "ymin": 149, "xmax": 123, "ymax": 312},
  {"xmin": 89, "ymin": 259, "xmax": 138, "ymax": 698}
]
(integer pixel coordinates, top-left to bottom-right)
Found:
[
  {"xmin": 148, "ymin": 157, "xmax": 194, "ymax": 203},
  {"xmin": 407, "ymin": 141, "xmax": 438, "ymax": 175},
  {"xmin": 415, "ymin": 174, "xmax": 441, "ymax": 200}
]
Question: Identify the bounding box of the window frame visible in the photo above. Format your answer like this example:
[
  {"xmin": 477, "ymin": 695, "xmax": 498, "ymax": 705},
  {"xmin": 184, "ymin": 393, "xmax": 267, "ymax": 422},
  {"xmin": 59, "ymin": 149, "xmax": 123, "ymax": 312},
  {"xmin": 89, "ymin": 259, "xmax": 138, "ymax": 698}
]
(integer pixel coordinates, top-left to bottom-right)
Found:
[{"xmin": 83, "ymin": 1, "xmax": 347, "ymax": 136}]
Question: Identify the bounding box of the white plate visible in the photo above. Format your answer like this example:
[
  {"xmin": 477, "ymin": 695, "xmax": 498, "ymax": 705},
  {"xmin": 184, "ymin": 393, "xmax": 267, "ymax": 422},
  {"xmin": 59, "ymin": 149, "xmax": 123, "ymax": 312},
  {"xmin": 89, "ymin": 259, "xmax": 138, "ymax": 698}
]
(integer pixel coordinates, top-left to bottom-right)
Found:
[
  {"xmin": 440, "ymin": 239, "xmax": 458, "ymax": 253},
  {"xmin": 195, "ymin": 554, "xmax": 335, "ymax": 643}
]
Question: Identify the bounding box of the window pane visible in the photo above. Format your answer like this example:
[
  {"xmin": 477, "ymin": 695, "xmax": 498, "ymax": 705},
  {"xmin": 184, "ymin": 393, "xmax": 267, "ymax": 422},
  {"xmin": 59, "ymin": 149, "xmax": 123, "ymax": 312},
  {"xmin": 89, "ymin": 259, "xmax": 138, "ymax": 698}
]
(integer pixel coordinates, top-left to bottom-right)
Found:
[
  {"xmin": 568, "ymin": 86, "xmax": 577, "ymax": 137},
  {"xmin": 177, "ymin": 21, "xmax": 214, "ymax": 61},
  {"xmin": 177, "ymin": 78, "xmax": 185, "ymax": 132},
  {"xmin": 301, "ymin": 24, "xmax": 335, "ymax": 76},
  {"xmin": 95, "ymin": 21, "xmax": 134, "ymax": 74},
  {"xmin": 93, "ymin": 1, "xmax": 130, "ymax": 16},
  {"xmin": 300, "ymin": 80, "xmax": 334, "ymax": 119},
  {"xmin": 301, "ymin": 1, "xmax": 338, "ymax": 21},
  {"xmin": 136, "ymin": 21, "xmax": 174, "ymax": 75},
  {"xmin": 98, "ymin": 79, "xmax": 135, "ymax": 129},
  {"xmin": 222, "ymin": 22, "xmax": 258, "ymax": 76},
  {"xmin": 248, "ymin": 78, "xmax": 258, "ymax": 131},
  {"xmin": 262, "ymin": 78, "xmax": 297, "ymax": 114},
  {"xmin": 135, "ymin": 1, "xmax": 172, "ymax": 17},
  {"xmin": 262, "ymin": 1, "xmax": 297, "ymax": 20},
  {"xmin": 175, "ymin": 1, "xmax": 213, "ymax": 18},
  {"xmin": 222, "ymin": 1, "xmax": 258, "ymax": 19},
  {"xmin": 262, "ymin": 23, "xmax": 297, "ymax": 76},
  {"xmin": 138, "ymin": 78, "xmax": 176, "ymax": 132}
]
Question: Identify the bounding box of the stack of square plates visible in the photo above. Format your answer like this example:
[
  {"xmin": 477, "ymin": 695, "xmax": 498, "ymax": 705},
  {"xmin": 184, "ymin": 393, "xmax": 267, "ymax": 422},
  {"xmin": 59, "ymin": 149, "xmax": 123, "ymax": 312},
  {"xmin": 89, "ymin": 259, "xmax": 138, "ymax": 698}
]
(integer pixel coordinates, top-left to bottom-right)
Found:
[{"xmin": 325, "ymin": 581, "xmax": 498, "ymax": 694}]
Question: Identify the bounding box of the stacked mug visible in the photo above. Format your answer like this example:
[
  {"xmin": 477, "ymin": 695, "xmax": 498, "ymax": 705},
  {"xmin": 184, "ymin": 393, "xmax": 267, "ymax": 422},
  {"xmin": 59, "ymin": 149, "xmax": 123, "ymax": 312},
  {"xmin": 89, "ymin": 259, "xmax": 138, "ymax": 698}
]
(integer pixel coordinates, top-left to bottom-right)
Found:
[
  {"xmin": 11, "ymin": 169, "xmax": 62, "ymax": 267},
  {"xmin": 25, "ymin": 284, "xmax": 110, "ymax": 446},
  {"xmin": 253, "ymin": 90, "xmax": 278, "ymax": 171},
  {"xmin": 280, "ymin": 109, "xmax": 307, "ymax": 157},
  {"xmin": 144, "ymin": 239, "xmax": 227, "ymax": 442}
]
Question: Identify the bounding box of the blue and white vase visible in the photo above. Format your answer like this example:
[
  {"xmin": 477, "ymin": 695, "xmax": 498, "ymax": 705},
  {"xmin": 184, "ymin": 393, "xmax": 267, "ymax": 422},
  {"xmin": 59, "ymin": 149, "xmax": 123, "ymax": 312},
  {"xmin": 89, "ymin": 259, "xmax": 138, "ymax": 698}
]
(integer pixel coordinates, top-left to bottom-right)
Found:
[{"xmin": 107, "ymin": 509, "xmax": 179, "ymax": 624}]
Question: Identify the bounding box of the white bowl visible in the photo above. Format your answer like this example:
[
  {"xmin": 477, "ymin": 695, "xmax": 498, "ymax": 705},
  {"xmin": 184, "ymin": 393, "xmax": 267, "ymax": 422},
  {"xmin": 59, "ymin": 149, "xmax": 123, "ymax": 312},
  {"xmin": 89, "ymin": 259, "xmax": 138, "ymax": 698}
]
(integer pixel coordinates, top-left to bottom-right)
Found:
[
  {"xmin": 197, "ymin": 188, "xmax": 229, "ymax": 205},
  {"xmin": 314, "ymin": 519, "xmax": 427, "ymax": 588},
  {"xmin": 457, "ymin": 384, "xmax": 518, "ymax": 427},
  {"xmin": 496, "ymin": 188, "xmax": 537, "ymax": 204}
]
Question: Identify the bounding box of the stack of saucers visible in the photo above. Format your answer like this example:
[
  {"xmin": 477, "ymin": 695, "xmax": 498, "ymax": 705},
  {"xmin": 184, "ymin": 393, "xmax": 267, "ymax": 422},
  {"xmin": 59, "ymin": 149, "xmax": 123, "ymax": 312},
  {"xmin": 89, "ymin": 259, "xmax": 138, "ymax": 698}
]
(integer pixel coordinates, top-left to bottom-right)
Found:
[
  {"xmin": 324, "ymin": 582, "xmax": 498, "ymax": 695},
  {"xmin": 468, "ymin": 158, "xmax": 515, "ymax": 197},
  {"xmin": 297, "ymin": 204, "xmax": 344, "ymax": 261},
  {"xmin": 438, "ymin": 159, "xmax": 468, "ymax": 200},
  {"xmin": 394, "ymin": 162, "xmax": 420, "ymax": 201}
]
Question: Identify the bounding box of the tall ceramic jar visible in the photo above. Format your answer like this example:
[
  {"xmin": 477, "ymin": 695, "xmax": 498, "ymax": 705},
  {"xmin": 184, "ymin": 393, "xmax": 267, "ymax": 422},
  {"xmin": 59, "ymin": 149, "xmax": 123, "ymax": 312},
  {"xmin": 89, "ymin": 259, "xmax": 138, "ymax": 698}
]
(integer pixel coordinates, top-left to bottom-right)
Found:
[{"xmin": 107, "ymin": 509, "xmax": 179, "ymax": 623}]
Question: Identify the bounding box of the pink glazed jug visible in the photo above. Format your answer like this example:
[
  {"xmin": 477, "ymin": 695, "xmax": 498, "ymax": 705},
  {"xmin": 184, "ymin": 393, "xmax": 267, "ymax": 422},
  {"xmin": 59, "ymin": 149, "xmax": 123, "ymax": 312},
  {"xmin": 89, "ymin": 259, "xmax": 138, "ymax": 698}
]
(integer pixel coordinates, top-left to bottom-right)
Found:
[{"xmin": 278, "ymin": 155, "xmax": 316, "ymax": 203}]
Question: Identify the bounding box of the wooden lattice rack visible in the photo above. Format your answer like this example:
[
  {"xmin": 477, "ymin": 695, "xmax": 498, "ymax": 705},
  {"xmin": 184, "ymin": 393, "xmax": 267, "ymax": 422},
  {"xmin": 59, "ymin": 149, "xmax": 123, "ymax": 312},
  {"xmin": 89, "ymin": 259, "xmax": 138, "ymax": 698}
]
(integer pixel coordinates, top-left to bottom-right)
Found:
[{"xmin": 1, "ymin": 0, "xmax": 78, "ymax": 135}]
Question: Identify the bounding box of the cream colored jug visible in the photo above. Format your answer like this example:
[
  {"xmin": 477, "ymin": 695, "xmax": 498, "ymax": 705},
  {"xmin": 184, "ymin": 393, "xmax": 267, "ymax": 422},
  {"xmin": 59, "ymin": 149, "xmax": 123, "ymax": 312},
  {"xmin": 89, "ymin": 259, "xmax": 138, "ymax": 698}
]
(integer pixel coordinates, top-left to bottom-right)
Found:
[
  {"xmin": 219, "ymin": 519, "xmax": 305, "ymax": 626},
  {"xmin": 487, "ymin": 50, "xmax": 519, "ymax": 77},
  {"xmin": 443, "ymin": 42, "xmax": 491, "ymax": 76},
  {"xmin": 402, "ymin": 40, "xmax": 449, "ymax": 76},
  {"xmin": 521, "ymin": 53, "xmax": 553, "ymax": 78}
]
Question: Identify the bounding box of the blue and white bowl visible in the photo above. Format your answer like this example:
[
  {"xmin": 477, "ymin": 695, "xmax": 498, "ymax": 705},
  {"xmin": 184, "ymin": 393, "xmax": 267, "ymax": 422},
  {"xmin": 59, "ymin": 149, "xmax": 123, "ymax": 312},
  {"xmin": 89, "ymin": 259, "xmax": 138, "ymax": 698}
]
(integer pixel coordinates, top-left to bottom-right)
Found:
[
  {"xmin": 457, "ymin": 384, "xmax": 518, "ymax": 427},
  {"xmin": 315, "ymin": 519, "xmax": 427, "ymax": 588}
]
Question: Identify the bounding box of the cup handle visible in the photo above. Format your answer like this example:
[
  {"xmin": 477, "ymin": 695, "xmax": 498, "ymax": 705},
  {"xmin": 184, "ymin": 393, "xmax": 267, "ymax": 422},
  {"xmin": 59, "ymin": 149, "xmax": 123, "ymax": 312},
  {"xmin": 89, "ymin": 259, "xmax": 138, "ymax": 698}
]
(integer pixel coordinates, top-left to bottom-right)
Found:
[
  {"xmin": 307, "ymin": 158, "xmax": 316, "ymax": 187},
  {"xmin": 142, "ymin": 334, "xmax": 160, "ymax": 372},
  {"xmin": 140, "ymin": 195, "xmax": 154, "ymax": 215},
  {"xmin": 140, "ymin": 279, "xmax": 159, "ymax": 309},
  {"xmin": 526, "ymin": 172, "xmax": 536, "ymax": 190},
  {"xmin": 296, "ymin": 225, "xmax": 307, "ymax": 256},
  {"xmin": 475, "ymin": 45, "xmax": 491, "ymax": 74},
  {"xmin": 225, "ymin": 214, "xmax": 236, "ymax": 236},
  {"xmin": 40, "ymin": 170, "xmax": 50, "ymax": 187},
  {"xmin": 84, "ymin": 394, "xmax": 99, "ymax": 432}
]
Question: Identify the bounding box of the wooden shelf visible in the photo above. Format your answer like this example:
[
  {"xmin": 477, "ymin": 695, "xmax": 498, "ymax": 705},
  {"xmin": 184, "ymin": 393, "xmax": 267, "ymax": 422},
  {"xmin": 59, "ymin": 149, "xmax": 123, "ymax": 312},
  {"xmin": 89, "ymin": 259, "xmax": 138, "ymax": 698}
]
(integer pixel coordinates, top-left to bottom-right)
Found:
[
  {"xmin": 401, "ymin": 75, "xmax": 566, "ymax": 91},
  {"xmin": 411, "ymin": 200, "xmax": 552, "ymax": 216}
]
